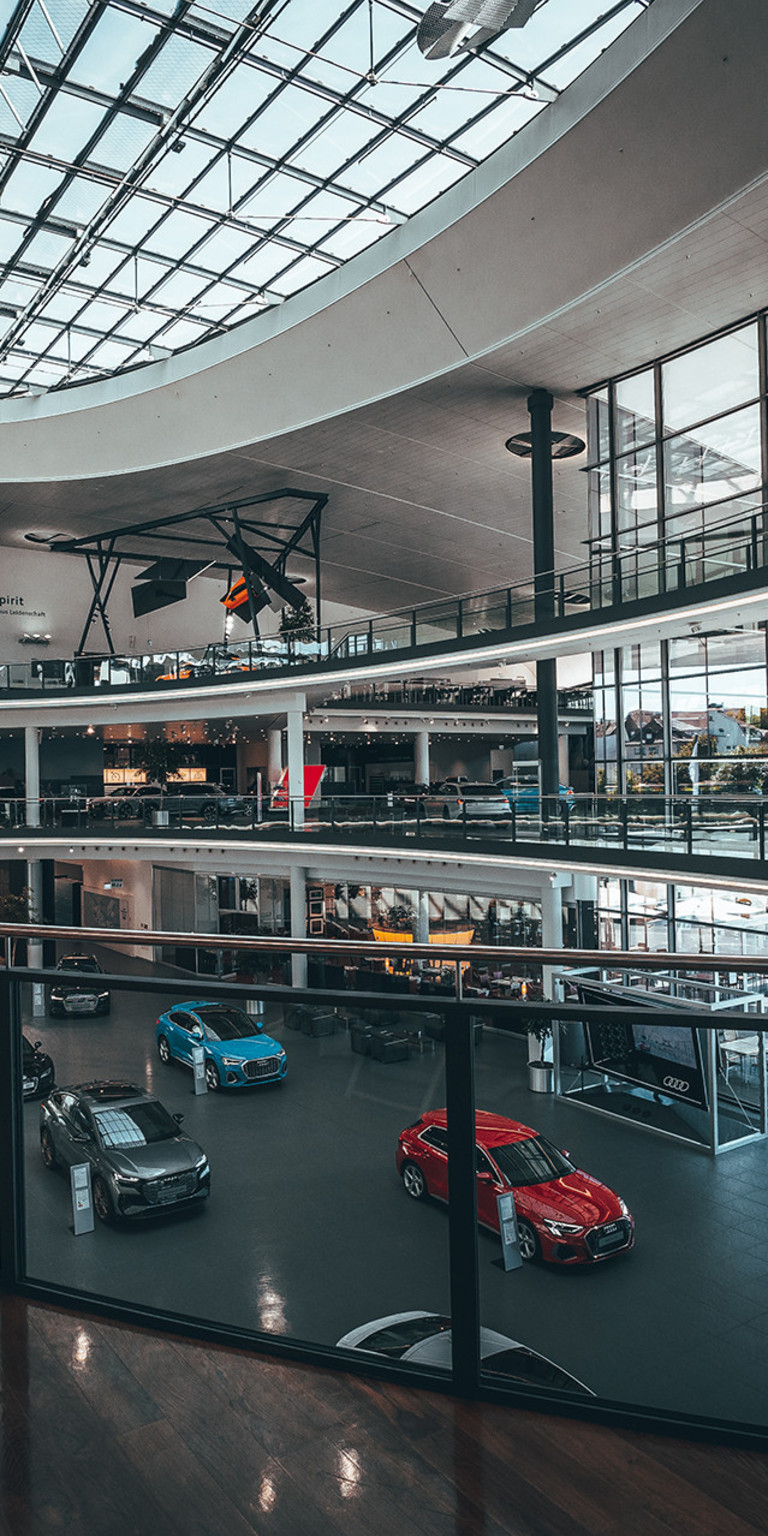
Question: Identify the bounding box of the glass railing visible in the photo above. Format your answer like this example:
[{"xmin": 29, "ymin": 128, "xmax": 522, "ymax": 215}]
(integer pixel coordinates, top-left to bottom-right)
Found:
[
  {"xmin": 5, "ymin": 788, "xmax": 768, "ymax": 865},
  {"xmin": 2, "ymin": 504, "xmax": 766, "ymax": 697},
  {"xmin": 2, "ymin": 926, "xmax": 767, "ymax": 1440}
]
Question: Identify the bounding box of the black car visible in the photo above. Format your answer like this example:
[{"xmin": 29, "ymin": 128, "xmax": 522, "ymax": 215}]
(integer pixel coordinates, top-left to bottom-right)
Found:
[
  {"xmin": 40, "ymin": 1081, "xmax": 211, "ymax": 1223},
  {"xmin": 49, "ymin": 954, "xmax": 111, "ymax": 1017},
  {"xmin": 22, "ymin": 1035, "xmax": 55, "ymax": 1099},
  {"xmin": 163, "ymin": 782, "xmax": 247, "ymax": 823}
]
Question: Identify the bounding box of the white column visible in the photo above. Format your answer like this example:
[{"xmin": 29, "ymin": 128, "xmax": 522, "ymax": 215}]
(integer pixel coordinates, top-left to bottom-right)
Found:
[
  {"xmin": 558, "ymin": 733, "xmax": 569, "ymax": 787},
  {"xmin": 286, "ymin": 708, "xmax": 305, "ymax": 829},
  {"xmin": 26, "ymin": 857, "xmax": 45, "ymax": 1017},
  {"xmin": 24, "ymin": 725, "xmax": 40, "ymax": 827},
  {"xmin": 289, "ymin": 864, "xmax": 307, "ymax": 989},
  {"xmin": 414, "ymin": 889, "xmax": 430, "ymax": 945},
  {"xmin": 267, "ymin": 727, "xmax": 283, "ymax": 786},
  {"xmin": 414, "ymin": 730, "xmax": 430, "ymax": 785},
  {"xmin": 540, "ymin": 877, "xmax": 563, "ymax": 1002}
]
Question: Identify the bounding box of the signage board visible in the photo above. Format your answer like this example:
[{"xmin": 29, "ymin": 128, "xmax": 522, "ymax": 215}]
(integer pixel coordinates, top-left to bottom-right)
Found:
[
  {"xmin": 496, "ymin": 1190, "xmax": 523, "ymax": 1272},
  {"xmin": 71, "ymin": 1163, "xmax": 94, "ymax": 1235}
]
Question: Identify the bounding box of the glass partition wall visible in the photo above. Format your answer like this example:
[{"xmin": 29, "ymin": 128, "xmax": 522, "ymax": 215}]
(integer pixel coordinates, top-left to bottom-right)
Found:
[{"xmin": 2, "ymin": 932, "xmax": 768, "ymax": 1444}]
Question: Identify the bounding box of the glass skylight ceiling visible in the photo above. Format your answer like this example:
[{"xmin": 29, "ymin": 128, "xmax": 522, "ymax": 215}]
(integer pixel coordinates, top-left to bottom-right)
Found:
[{"xmin": 0, "ymin": 0, "xmax": 651, "ymax": 396}]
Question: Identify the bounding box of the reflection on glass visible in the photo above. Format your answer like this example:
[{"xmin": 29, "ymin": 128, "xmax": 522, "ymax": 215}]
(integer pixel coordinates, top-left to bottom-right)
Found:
[
  {"xmin": 615, "ymin": 368, "xmax": 655, "ymax": 455},
  {"xmin": 662, "ymin": 325, "xmax": 759, "ymax": 432},
  {"xmin": 337, "ymin": 1448, "xmax": 362, "ymax": 1499}
]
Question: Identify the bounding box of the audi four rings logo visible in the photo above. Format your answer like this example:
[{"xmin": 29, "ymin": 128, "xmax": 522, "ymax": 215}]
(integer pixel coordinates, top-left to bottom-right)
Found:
[{"xmin": 663, "ymin": 1076, "xmax": 690, "ymax": 1093}]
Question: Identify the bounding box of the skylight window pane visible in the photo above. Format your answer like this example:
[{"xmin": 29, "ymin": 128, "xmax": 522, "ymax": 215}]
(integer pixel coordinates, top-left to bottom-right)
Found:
[
  {"xmin": 545, "ymin": 11, "xmax": 641, "ymax": 91},
  {"xmin": 113, "ymin": 308, "xmax": 163, "ymax": 342},
  {"xmin": 335, "ymin": 132, "xmax": 425, "ymax": 195},
  {"xmin": 193, "ymin": 62, "xmax": 273, "ymax": 139},
  {"xmin": 317, "ymin": 218, "xmax": 387, "ymax": 261},
  {"xmin": 0, "ymin": 221, "xmax": 23, "ymax": 262},
  {"xmin": 71, "ymin": 243, "xmax": 123, "ymax": 286},
  {"xmin": 29, "ymin": 94, "xmax": 106, "ymax": 159},
  {"xmin": 291, "ymin": 110, "xmax": 380, "ymax": 178},
  {"xmin": 451, "ymin": 94, "xmax": 540, "ymax": 157},
  {"xmin": 152, "ymin": 316, "xmax": 207, "ymax": 349},
  {"xmin": 386, "ymin": 154, "xmax": 466, "ymax": 216},
  {"xmin": 33, "ymin": 0, "xmax": 90, "ymax": 54},
  {"xmin": 0, "ymin": 162, "xmax": 64, "ymax": 216},
  {"xmin": 196, "ymin": 223, "xmax": 253, "ymax": 271},
  {"xmin": 18, "ymin": 7, "xmax": 68, "ymax": 67},
  {"xmin": 38, "ymin": 290, "xmax": 85, "ymax": 324},
  {"xmin": 70, "ymin": 12, "xmax": 158, "ymax": 95},
  {"xmin": 84, "ymin": 337, "xmax": 137, "ymax": 370},
  {"xmin": 239, "ymin": 172, "xmax": 307, "ymax": 228},
  {"xmin": 77, "ymin": 296, "xmax": 134, "ymax": 331},
  {"xmin": 24, "ymin": 228, "xmax": 73, "ymax": 268},
  {"xmin": 55, "ymin": 177, "xmax": 110, "ymax": 227},
  {"xmin": 153, "ymin": 269, "xmax": 208, "ymax": 307},
  {"xmin": 490, "ymin": 0, "xmax": 633, "ymax": 73},
  {"xmin": 302, "ymin": 4, "xmax": 412, "ymax": 93},
  {"xmin": 147, "ymin": 208, "xmax": 212, "ymax": 259},
  {"xmin": 231, "ymin": 243, "xmax": 290, "ymax": 286},
  {"xmin": 271, "ymin": 252, "xmax": 334, "ymax": 296},
  {"xmin": 0, "ymin": 277, "xmax": 33, "ymax": 309},
  {"xmin": 192, "ymin": 157, "xmax": 230, "ymax": 213},
  {"xmin": 192, "ymin": 280, "xmax": 247, "ymax": 318},
  {"xmin": 104, "ymin": 196, "xmax": 162, "ymax": 245},
  {"xmin": 139, "ymin": 34, "xmax": 212, "ymax": 108},
  {"xmin": 0, "ymin": 77, "xmax": 40, "ymax": 138},
  {"xmin": 94, "ymin": 112, "xmax": 159, "ymax": 173},
  {"xmin": 144, "ymin": 140, "xmax": 215, "ymax": 199},
  {"xmin": 238, "ymin": 83, "xmax": 334, "ymax": 160}
]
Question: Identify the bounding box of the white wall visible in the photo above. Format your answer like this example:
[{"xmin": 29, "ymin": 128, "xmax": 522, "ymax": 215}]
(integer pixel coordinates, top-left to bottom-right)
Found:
[
  {"xmin": 77, "ymin": 856, "xmax": 154, "ymax": 961},
  {"xmin": 0, "ymin": 545, "xmax": 373, "ymax": 657}
]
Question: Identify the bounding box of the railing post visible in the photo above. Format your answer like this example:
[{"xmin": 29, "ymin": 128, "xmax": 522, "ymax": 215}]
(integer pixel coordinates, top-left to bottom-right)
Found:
[
  {"xmin": 367, "ymin": 619, "xmax": 373, "ymax": 654},
  {"xmin": 620, "ymin": 797, "xmax": 629, "ymax": 850},
  {"xmin": 0, "ymin": 971, "xmax": 24, "ymax": 1289},
  {"xmin": 505, "ymin": 586, "xmax": 512, "ymax": 628},
  {"xmin": 457, "ymin": 598, "xmax": 463, "ymax": 639},
  {"xmin": 760, "ymin": 800, "xmax": 765, "ymax": 861},
  {"xmin": 686, "ymin": 800, "xmax": 693, "ymax": 857},
  {"xmin": 445, "ymin": 1003, "xmax": 479, "ymax": 1397}
]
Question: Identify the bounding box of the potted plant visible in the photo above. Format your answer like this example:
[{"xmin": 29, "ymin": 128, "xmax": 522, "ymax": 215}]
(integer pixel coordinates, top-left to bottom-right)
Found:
[
  {"xmin": 524, "ymin": 1016, "xmax": 554, "ymax": 1093},
  {"xmin": 131, "ymin": 738, "xmax": 189, "ymax": 826},
  {"xmin": 279, "ymin": 598, "xmax": 317, "ymax": 645}
]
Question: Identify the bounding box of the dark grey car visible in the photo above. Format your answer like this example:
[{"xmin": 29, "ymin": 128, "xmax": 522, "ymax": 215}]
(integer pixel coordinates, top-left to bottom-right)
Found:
[{"xmin": 40, "ymin": 1081, "xmax": 210, "ymax": 1223}]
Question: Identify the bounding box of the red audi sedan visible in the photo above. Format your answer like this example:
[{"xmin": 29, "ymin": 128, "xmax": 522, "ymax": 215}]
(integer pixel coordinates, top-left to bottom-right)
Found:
[{"xmin": 396, "ymin": 1110, "xmax": 634, "ymax": 1265}]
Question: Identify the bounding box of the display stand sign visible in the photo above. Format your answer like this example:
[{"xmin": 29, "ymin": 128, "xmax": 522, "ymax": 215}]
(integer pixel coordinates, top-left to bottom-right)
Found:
[
  {"xmin": 496, "ymin": 1190, "xmax": 523, "ymax": 1272},
  {"xmin": 71, "ymin": 1163, "xmax": 94, "ymax": 1235},
  {"xmin": 192, "ymin": 1044, "xmax": 207, "ymax": 1095}
]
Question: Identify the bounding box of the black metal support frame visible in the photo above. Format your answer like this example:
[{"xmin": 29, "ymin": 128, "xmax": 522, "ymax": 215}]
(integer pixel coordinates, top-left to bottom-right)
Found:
[
  {"xmin": 39, "ymin": 488, "xmax": 328, "ymax": 654},
  {"xmin": 527, "ymin": 389, "xmax": 560, "ymax": 811}
]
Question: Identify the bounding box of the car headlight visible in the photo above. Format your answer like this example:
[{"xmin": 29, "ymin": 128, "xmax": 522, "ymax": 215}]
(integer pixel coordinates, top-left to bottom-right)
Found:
[
  {"xmin": 618, "ymin": 1198, "xmax": 631, "ymax": 1218},
  {"xmin": 220, "ymin": 1056, "xmax": 241, "ymax": 1067},
  {"xmin": 542, "ymin": 1218, "xmax": 585, "ymax": 1237},
  {"xmin": 97, "ymin": 991, "xmax": 109, "ymax": 999},
  {"xmin": 114, "ymin": 1173, "xmax": 141, "ymax": 1186},
  {"xmin": 22, "ymin": 1076, "xmax": 35, "ymax": 1092},
  {"xmin": 195, "ymin": 1159, "xmax": 210, "ymax": 1178}
]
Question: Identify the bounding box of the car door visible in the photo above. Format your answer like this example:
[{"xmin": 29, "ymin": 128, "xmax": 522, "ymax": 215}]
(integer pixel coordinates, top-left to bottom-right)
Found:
[
  {"xmin": 53, "ymin": 1093, "xmax": 94, "ymax": 1170},
  {"xmin": 417, "ymin": 1125, "xmax": 450, "ymax": 1200},
  {"xmin": 167, "ymin": 1009, "xmax": 201, "ymax": 1066},
  {"xmin": 476, "ymin": 1147, "xmax": 505, "ymax": 1230}
]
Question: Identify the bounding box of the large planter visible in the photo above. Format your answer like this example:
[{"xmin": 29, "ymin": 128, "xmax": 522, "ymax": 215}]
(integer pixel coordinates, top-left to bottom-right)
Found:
[{"xmin": 528, "ymin": 1060, "xmax": 554, "ymax": 1094}]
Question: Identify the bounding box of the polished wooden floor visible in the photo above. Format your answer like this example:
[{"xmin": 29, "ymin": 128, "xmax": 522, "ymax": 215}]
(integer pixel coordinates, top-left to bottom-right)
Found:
[{"xmin": 1, "ymin": 1295, "xmax": 767, "ymax": 1536}]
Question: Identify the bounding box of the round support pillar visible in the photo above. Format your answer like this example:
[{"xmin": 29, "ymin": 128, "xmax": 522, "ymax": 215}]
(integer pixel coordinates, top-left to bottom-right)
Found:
[{"xmin": 414, "ymin": 731, "xmax": 430, "ymax": 786}]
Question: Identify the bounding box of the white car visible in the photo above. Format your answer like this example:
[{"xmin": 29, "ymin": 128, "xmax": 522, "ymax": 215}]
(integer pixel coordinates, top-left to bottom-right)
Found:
[
  {"xmin": 336, "ymin": 1311, "xmax": 593, "ymax": 1393},
  {"xmin": 425, "ymin": 781, "xmax": 512, "ymax": 823}
]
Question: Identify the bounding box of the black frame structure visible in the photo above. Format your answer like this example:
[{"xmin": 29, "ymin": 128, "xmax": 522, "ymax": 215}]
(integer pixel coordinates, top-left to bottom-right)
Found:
[
  {"xmin": 1, "ymin": 924, "xmax": 768, "ymax": 1447},
  {"xmin": 27, "ymin": 487, "xmax": 327, "ymax": 653}
]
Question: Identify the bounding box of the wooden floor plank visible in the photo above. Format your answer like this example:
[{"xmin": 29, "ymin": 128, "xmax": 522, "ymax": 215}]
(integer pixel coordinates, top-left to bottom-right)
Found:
[{"xmin": 1, "ymin": 1298, "xmax": 767, "ymax": 1536}]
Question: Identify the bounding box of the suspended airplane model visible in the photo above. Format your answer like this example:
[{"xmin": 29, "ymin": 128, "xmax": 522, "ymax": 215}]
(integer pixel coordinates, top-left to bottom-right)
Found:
[{"xmin": 417, "ymin": 0, "xmax": 548, "ymax": 59}]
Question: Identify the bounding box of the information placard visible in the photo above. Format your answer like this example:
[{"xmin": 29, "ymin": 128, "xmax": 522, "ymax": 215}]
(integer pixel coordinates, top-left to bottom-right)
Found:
[
  {"xmin": 192, "ymin": 1044, "xmax": 207, "ymax": 1095},
  {"xmin": 71, "ymin": 1163, "xmax": 94, "ymax": 1235},
  {"xmin": 496, "ymin": 1190, "xmax": 523, "ymax": 1272}
]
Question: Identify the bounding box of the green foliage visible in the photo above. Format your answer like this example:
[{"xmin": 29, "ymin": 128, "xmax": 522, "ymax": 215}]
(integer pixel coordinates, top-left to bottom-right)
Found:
[
  {"xmin": 131, "ymin": 738, "xmax": 189, "ymax": 789},
  {"xmin": 0, "ymin": 887, "xmax": 35, "ymax": 923},
  {"xmin": 278, "ymin": 598, "xmax": 316, "ymax": 642},
  {"xmin": 386, "ymin": 901, "xmax": 415, "ymax": 930},
  {"xmin": 716, "ymin": 747, "xmax": 767, "ymax": 793}
]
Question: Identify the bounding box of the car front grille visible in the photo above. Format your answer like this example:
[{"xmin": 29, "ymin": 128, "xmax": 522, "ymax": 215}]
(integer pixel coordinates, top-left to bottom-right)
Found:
[
  {"xmin": 242, "ymin": 1056, "xmax": 281, "ymax": 1080},
  {"xmin": 144, "ymin": 1173, "xmax": 197, "ymax": 1205},
  {"xmin": 585, "ymin": 1218, "xmax": 632, "ymax": 1258},
  {"xmin": 64, "ymin": 993, "xmax": 97, "ymax": 1011}
]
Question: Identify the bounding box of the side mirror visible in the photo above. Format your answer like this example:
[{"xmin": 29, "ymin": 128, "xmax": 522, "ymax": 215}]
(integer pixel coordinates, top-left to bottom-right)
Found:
[
  {"xmin": 34, "ymin": 1040, "xmax": 42, "ymax": 1050},
  {"xmin": 561, "ymin": 1149, "xmax": 571, "ymax": 1160},
  {"xmin": 477, "ymin": 1170, "xmax": 495, "ymax": 1183},
  {"xmin": 173, "ymin": 1113, "xmax": 184, "ymax": 1125}
]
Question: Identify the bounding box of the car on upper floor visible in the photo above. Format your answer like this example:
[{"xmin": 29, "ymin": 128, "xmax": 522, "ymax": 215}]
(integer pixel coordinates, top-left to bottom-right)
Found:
[
  {"xmin": 421, "ymin": 781, "xmax": 513, "ymax": 824},
  {"xmin": 39, "ymin": 1081, "xmax": 210, "ymax": 1223},
  {"xmin": 396, "ymin": 1110, "xmax": 634, "ymax": 1266},
  {"xmin": 496, "ymin": 776, "xmax": 575, "ymax": 812},
  {"xmin": 22, "ymin": 1034, "xmax": 55, "ymax": 1099},
  {"xmin": 336, "ymin": 1311, "xmax": 593, "ymax": 1394},
  {"xmin": 48, "ymin": 954, "xmax": 111, "ymax": 1017},
  {"xmin": 156, "ymin": 1001, "xmax": 287, "ymax": 1091}
]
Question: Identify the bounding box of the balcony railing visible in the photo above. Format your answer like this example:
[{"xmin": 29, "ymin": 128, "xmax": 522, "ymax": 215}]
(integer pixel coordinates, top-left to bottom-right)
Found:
[
  {"xmin": 2, "ymin": 504, "xmax": 766, "ymax": 696},
  {"xmin": 4, "ymin": 789, "xmax": 768, "ymax": 866}
]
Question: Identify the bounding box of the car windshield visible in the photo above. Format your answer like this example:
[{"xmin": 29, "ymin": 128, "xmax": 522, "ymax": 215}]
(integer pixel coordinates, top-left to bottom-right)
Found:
[
  {"xmin": 59, "ymin": 956, "xmax": 100, "ymax": 973},
  {"xmin": 483, "ymin": 1348, "xmax": 586, "ymax": 1393},
  {"xmin": 488, "ymin": 1135, "xmax": 573, "ymax": 1187},
  {"xmin": 93, "ymin": 1101, "xmax": 179, "ymax": 1148},
  {"xmin": 358, "ymin": 1316, "xmax": 452, "ymax": 1359},
  {"xmin": 459, "ymin": 784, "xmax": 505, "ymax": 797},
  {"xmin": 196, "ymin": 1006, "xmax": 257, "ymax": 1041}
]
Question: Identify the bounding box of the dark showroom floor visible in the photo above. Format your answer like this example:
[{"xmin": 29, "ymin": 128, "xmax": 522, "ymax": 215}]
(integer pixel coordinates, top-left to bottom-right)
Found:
[{"xmin": 19, "ymin": 960, "xmax": 768, "ymax": 1433}]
